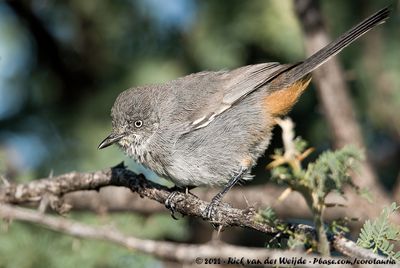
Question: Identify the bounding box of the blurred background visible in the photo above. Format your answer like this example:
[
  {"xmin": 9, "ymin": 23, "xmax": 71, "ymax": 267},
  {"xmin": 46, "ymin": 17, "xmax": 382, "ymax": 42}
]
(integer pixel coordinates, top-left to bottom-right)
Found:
[{"xmin": 0, "ymin": 0, "xmax": 399, "ymax": 267}]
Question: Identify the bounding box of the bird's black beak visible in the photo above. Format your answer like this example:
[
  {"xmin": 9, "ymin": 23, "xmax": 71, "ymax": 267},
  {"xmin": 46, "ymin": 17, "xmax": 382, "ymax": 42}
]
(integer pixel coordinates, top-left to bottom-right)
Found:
[{"xmin": 98, "ymin": 133, "xmax": 125, "ymax": 149}]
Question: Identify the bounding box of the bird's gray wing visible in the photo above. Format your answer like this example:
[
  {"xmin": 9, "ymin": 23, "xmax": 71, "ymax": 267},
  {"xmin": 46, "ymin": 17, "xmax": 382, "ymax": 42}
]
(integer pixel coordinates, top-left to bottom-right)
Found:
[{"xmin": 185, "ymin": 62, "xmax": 287, "ymax": 130}]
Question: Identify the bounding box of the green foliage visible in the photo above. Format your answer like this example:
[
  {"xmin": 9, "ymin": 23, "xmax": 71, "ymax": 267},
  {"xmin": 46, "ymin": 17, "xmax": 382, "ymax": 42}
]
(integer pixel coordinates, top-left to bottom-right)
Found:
[
  {"xmin": 305, "ymin": 145, "xmax": 363, "ymax": 198},
  {"xmin": 294, "ymin": 136, "xmax": 308, "ymax": 153},
  {"xmin": 268, "ymin": 125, "xmax": 364, "ymax": 255},
  {"xmin": 357, "ymin": 202, "xmax": 400, "ymax": 261},
  {"xmin": 271, "ymin": 138, "xmax": 363, "ymax": 200},
  {"xmin": 287, "ymin": 234, "xmax": 313, "ymax": 251},
  {"xmin": 257, "ymin": 206, "xmax": 279, "ymax": 226},
  {"xmin": 257, "ymin": 207, "xmax": 313, "ymax": 251},
  {"xmin": 328, "ymin": 218, "xmax": 352, "ymax": 235}
]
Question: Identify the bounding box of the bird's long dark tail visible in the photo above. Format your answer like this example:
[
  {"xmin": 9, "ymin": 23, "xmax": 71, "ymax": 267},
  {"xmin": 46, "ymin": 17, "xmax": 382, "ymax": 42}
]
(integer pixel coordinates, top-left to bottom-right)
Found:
[{"xmin": 285, "ymin": 7, "xmax": 390, "ymax": 84}]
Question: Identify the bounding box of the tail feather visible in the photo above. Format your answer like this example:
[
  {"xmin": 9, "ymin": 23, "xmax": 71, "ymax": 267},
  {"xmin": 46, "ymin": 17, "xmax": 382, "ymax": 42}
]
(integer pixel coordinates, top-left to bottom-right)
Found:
[{"xmin": 286, "ymin": 7, "xmax": 390, "ymax": 84}]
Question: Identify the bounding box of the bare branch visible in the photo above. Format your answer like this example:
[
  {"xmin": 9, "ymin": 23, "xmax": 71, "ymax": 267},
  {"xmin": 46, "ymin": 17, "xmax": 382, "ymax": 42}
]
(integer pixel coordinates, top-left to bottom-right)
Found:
[
  {"xmin": 276, "ymin": 118, "xmax": 297, "ymax": 160},
  {"xmin": 0, "ymin": 204, "xmax": 394, "ymax": 267},
  {"xmin": 0, "ymin": 164, "xmax": 389, "ymax": 260},
  {"xmin": 332, "ymin": 236, "xmax": 390, "ymax": 261},
  {"xmin": 0, "ymin": 165, "xmax": 275, "ymax": 233},
  {"xmin": 62, "ymin": 184, "xmax": 389, "ymax": 230}
]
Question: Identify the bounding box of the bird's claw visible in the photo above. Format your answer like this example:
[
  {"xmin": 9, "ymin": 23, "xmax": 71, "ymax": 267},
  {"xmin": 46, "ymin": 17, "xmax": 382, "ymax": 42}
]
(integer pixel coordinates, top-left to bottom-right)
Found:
[
  {"xmin": 203, "ymin": 198, "xmax": 221, "ymax": 224},
  {"xmin": 204, "ymin": 203, "xmax": 214, "ymax": 220},
  {"xmin": 165, "ymin": 191, "xmax": 182, "ymax": 220}
]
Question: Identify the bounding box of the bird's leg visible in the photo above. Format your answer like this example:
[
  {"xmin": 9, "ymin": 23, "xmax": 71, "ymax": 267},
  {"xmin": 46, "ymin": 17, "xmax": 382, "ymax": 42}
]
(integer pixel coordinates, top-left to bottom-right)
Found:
[
  {"xmin": 185, "ymin": 185, "xmax": 198, "ymax": 197},
  {"xmin": 204, "ymin": 166, "xmax": 248, "ymax": 221}
]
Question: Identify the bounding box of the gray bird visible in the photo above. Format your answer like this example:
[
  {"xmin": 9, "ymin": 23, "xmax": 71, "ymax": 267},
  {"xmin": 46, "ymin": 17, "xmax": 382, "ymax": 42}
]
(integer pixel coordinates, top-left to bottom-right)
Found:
[{"xmin": 98, "ymin": 8, "xmax": 389, "ymax": 219}]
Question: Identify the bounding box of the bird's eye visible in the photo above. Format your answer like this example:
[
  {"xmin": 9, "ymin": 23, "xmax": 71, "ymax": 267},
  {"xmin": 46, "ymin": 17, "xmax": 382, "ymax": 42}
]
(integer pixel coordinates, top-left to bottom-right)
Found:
[{"xmin": 134, "ymin": 120, "xmax": 143, "ymax": 128}]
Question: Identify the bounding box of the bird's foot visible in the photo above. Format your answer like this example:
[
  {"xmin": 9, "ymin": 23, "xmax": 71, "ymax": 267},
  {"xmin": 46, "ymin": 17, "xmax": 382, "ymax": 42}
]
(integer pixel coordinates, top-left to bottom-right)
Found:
[
  {"xmin": 203, "ymin": 167, "xmax": 247, "ymax": 224},
  {"xmin": 203, "ymin": 194, "xmax": 223, "ymax": 224},
  {"xmin": 165, "ymin": 191, "xmax": 184, "ymax": 220}
]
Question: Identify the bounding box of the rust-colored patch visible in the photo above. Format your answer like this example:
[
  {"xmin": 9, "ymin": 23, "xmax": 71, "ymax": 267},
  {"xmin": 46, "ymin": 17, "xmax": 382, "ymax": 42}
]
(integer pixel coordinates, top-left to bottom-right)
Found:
[
  {"xmin": 240, "ymin": 157, "xmax": 253, "ymax": 168},
  {"xmin": 264, "ymin": 75, "xmax": 312, "ymax": 117}
]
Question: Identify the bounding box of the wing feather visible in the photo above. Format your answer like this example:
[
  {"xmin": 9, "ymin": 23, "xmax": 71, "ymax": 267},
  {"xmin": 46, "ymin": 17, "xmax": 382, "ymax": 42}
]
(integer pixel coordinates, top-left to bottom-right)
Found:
[{"xmin": 189, "ymin": 62, "xmax": 286, "ymax": 130}]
